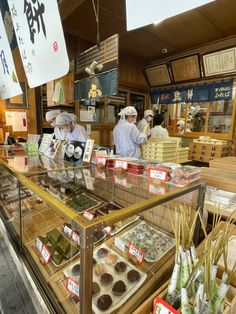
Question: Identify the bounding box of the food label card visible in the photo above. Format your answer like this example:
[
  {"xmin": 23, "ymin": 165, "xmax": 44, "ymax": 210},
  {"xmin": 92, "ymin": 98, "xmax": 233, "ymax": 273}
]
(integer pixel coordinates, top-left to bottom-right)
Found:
[
  {"xmin": 114, "ymin": 159, "xmax": 128, "ymax": 170},
  {"xmin": 72, "ymin": 231, "xmax": 80, "ymax": 246},
  {"xmin": 35, "ymin": 238, "xmax": 43, "ymax": 252},
  {"xmin": 83, "ymin": 211, "xmax": 94, "ymax": 221},
  {"xmin": 66, "ymin": 276, "xmax": 80, "ymax": 298},
  {"xmin": 148, "ymin": 168, "xmax": 168, "ymax": 182},
  {"xmin": 115, "ymin": 237, "xmax": 126, "ymax": 252},
  {"xmin": 96, "ymin": 156, "xmax": 107, "ymax": 166},
  {"xmin": 41, "ymin": 244, "xmax": 51, "ymax": 264},
  {"xmin": 64, "ymin": 225, "xmax": 72, "ymax": 237},
  {"xmin": 153, "ymin": 297, "xmax": 179, "ymax": 314},
  {"xmin": 128, "ymin": 243, "xmax": 144, "ymax": 265}
]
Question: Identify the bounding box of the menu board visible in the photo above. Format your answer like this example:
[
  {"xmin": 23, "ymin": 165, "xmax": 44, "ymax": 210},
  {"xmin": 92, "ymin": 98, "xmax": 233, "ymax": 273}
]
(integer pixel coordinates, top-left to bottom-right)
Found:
[
  {"xmin": 145, "ymin": 64, "xmax": 171, "ymax": 86},
  {"xmin": 171, "ymin": 55, "xmax": 201, "ymax": 82},
  {"xmin": 203, "ymin": 47, "xmax": 236, "ymax": 76}
]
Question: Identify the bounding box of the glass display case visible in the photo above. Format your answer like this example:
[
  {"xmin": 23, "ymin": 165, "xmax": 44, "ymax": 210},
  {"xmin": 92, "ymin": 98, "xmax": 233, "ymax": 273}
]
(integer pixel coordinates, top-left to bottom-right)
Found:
[{"xmin": 0, "ymin": 155, "xmax": 206, "ymax": 314}]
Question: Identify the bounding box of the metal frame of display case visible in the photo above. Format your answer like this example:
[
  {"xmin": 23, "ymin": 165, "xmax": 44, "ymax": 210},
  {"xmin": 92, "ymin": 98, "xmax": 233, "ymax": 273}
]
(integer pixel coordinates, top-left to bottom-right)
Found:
[{"xmin": 0, "ymin": 158, "xmax": 206, "ymax": 314}]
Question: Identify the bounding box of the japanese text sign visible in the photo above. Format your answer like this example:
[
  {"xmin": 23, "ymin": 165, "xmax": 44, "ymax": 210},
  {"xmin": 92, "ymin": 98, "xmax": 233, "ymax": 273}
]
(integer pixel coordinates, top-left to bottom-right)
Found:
[
  {"xmin": 128, "ymin": 243, "xmax": 145, "ymax": 265},
  {"xmin": 7, "ymin": 0, "xmax": 69, "ymax": 88},
  {"xmin": 153, "ymin": 297, "xmax": 179, "ymax": 314},
  {"xmin": 114, "ymin": 159, "xmax": 128, "ymax": 170},
  {"xmin": 0, "ymin": 12, "xmax": 22, "ymax": 99},
  {"xmin": 148, "ymin": 168, "xmax": 168, "ymax": 182},
  {"xmin": 66, "ymin": 277, "xmax": 80, "ymax": 298}
]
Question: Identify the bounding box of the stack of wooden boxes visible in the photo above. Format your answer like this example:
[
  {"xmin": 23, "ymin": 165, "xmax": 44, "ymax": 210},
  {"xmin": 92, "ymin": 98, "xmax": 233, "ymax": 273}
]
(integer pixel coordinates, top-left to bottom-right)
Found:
[
  {"xmin": 142, "ymin": 137, "xmax": 189, "ymax": 163},
  {"xmin": 189, "ymin": 139, "xmax": 230, "ymax": 162}
]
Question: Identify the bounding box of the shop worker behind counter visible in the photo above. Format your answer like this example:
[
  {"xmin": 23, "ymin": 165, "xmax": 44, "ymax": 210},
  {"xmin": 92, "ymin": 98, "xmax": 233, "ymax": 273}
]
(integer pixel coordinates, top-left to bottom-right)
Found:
[
  {"xmin": 150, "ymin": 114, "xmax": 169, "ymax": 138},
  {"xmin": 137, "ymin": 109, "xmax": 154, "ymax": 136},
  {"xmin": 54, "ymin": 112, "xmax": 89, "ymax": 142},
  {"xmin": 113, "ymin": 106, "xmax": 148, "ymax": 158}
]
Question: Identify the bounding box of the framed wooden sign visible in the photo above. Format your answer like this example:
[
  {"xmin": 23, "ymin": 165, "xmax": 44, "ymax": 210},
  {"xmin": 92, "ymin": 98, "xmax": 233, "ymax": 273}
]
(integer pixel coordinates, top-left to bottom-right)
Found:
[
  {"xmin": 203, "ymin": 47, "xmax": 236, "ymax": 76},
  {"xmin": 145, "ymin": 64, "xmax": 171, "ymax": 86},
  {"xmin": 6, "ymin": 82, "xmax": 28, "ymax": 108},
  {"xmin": 171, "ymin": 55, "xmax": 201, "ymax": 82}
]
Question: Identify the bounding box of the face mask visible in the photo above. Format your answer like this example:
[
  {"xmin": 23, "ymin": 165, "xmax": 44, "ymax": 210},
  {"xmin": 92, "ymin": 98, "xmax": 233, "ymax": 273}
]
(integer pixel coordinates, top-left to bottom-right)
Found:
[
  {"xmin": 132, "ymin": 118, "xmax": 137, "ymax": 124},
  {"xmin": 62, "ymin": 128, "xmax": 70, "ymax": 133}
]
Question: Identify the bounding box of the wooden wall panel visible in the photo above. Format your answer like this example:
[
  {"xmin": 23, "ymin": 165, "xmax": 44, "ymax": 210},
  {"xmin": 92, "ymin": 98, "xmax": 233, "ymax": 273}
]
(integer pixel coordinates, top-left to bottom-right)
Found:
[{"xmin": 119, "ymin": 52, "xmax": 149, "ymax": 90}]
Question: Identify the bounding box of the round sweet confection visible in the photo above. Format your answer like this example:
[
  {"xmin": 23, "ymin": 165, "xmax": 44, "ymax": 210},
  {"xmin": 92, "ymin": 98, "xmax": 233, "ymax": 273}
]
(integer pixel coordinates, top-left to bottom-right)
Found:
[
  {"xmin": 92, "ymin": 282, "xmax": 100, "ymax": 297},
  {"xmin": 100, "ymin": 273, "xmax": 113, "ymax": 286},
  {"xmin": 97, "ymin": 248, "xmax": 109, "ymax": 258},
  {"xmin": 71, "ymin": 264, "xmax": 80, "ymax": 276},
  {"xmin": 127, "ymin": 270, "xmax": 140, "ymax": 282},
  {"xmin": 94, "ymin": 263, "xmax": 107, "ymax": 276},
  {"xmin": 112, "ymin": 280, "xmax": 126, "ymax": 296},
  {"xmin": 114, "ymin": 261, "xmax": 127, "ymax": 273},
  {"xmin": 105, "ymin": 254, "xmax": 118, "ymax": 265},
  {"xmin": 97, "ymin": 295, "xmax": 112, "ymax": 311}
]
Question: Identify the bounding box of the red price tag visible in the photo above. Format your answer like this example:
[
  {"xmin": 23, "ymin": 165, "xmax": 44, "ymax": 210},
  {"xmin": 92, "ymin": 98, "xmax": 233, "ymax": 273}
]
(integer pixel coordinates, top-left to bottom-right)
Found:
[
  {"xmin": 96, "ymin": 156, "xmax": 107, "ymax": 166},
  {"xmin": 83, "ymin": 211, "xmax": 94, "ymax": 221},
  {"xmin": 128, "ymin": 243, "xmax": 144, "ymax": 265},
  {"xmin": 72, "ymin": 231, "xmax": 80, "ymax": 246},
  {"xmin": 66, "ymin": 276, "xmax": 80, "ymax": 298},
  {"xmin": 41, "ymin": 244, "xmax": 51, "ymax": 264},
  {"xmin": 35, "ymin": 238, "xmax": 43, "ymax": 252},
  {"xmin": 148, "ymin": 168, "xmax": 168, "ymax": 182},
  {"xmin": 103, "ymin": 226, "xmax": 112, "ymax": 236},
  {"xmin": 114, "ymin": 159, "xmax": 128, "ymax": 170},
  {"xmin": 153, "ymin": 297, "xmax": 180, "ymax": 314}
]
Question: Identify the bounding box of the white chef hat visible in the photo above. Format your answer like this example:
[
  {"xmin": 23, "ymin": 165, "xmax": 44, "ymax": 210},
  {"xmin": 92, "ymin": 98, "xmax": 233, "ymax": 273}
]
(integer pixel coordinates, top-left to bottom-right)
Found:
[
  {"xmin": 61, "ymin": 112, "xmax": 77, "ymax": 124},
  {"xmin": 177, "ymin": 119, "xmax": 185, "ymax": 126},
  {"xmin": 45, "ymin": 110, "xmax": 60, "ymax": 122},
  {"xmin": 118, "ymin": 106, "xmax": 137, "ymax": 118},
  {"xmin": 144, "ymin": 109, "xmax": 154, "ymax": 118},
  {"xmin": 55, "ymin": 112, "xmax": 72, "ymax": 127}
]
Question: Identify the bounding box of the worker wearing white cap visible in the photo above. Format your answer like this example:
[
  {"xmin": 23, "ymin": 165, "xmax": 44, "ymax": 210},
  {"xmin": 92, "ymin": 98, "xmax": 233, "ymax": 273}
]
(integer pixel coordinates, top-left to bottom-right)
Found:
[
  {"xmin": 113, "ymin": 106, "xmax": 148, "ymax": 158},
  {"xmin": 45, "ymin": 109, "xmax": 61, "ymax": 139},
  {"xmin": 137, "ymin": 109, "xmax": 154, "ymax": 136},
  {"xmin": 55, "ymin": 112, "xmax": 89, "ymax": 142}
]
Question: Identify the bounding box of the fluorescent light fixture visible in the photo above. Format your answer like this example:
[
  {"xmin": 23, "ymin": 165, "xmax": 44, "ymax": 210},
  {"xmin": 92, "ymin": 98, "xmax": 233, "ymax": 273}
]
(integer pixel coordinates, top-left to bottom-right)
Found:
[{"xmin": 126, "ymin": 0, "xmax": 215, "ymax": 31}]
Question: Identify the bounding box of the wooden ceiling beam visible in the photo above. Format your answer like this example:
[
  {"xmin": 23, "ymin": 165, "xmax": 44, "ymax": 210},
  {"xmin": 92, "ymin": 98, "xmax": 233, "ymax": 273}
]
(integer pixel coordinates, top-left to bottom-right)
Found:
[{"xmin": 59, "ymin": 0, "xmax": 86, "ymax": 21}]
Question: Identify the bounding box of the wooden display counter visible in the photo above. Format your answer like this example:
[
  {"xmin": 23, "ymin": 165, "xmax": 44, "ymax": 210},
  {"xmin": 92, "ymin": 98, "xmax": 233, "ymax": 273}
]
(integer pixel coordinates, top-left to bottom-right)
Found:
[{"xmin": 201, "ymin": 168, "xmax": 236, "ymax": 193}]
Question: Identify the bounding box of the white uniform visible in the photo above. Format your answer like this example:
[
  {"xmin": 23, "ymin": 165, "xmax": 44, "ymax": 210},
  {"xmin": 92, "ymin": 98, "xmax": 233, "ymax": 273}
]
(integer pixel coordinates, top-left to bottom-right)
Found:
[
  {"xmin": 113, "ymin": 120, "xmax": 147, "ymax": 158},
  {"xmin": 55, "ymin": 124, "xmax": 89, "ymax": 142},
  {"xmin": 137, "ymin": 118, "xmax": 150, "ymax": 136},
  {"xmin": 150, "ymin": 126, "xmax": 169, "ymax": 138},
  {"xmin": 54, "ymin": 126, "xmax": 63, "ymax": 140}
]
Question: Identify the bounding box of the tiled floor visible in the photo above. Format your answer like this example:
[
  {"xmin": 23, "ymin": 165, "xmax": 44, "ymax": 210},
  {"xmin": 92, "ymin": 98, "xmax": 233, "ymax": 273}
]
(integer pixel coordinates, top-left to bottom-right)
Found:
[{"xmin": 0, "ymin": 232, "xmax": 38, "ymax": 314}]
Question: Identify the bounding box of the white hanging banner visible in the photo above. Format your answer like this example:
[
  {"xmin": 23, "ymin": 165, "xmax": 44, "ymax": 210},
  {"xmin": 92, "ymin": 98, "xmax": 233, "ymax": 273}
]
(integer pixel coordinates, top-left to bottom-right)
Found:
[
  {"xmin": 7, "ymin": 0, "xmax": 69, "ymax": 88},
  {"xmin": 0, "ymin": 12, "xmax": 22, "ymax": 99}
]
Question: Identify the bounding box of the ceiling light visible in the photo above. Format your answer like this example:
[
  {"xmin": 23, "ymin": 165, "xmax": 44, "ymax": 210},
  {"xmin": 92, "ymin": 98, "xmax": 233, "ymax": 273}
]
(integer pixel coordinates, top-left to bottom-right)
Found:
[{"xmin": 85, "ymin": 60, "xmax": 103, "ymax": 76}]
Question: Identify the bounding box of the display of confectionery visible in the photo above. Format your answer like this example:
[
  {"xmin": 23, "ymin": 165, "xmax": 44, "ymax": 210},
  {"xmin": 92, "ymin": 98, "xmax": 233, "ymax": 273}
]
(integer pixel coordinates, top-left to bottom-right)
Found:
[
  {"xmin": 35, "ymin": 228, "xmax": 79, "ymax": 266},
  {"xmin": 1, "ymin": 7, "xmax": 236, "ymax": 310},
  {"xmin": 119, "ymin": 221, "xmax": 175, "ymax": 262}
]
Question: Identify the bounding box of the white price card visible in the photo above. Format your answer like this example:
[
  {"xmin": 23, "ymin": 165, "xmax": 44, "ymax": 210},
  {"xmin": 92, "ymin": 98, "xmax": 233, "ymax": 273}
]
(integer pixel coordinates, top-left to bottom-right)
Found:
[
  {"xmin": 72, "ymin": 231, "xmax": 80, "ymax": 246},
  {"xmin": 35, "ymin": 238, "xmax": 43, "ymax": 252},
  {"xmin": 66, "ymin": 276, "xmax": 80, "ymax": 298},
  {"xmin": 83, "ymin": 211, "xmax": 94, "ymax": 221},
  {"xmin": 41, "ymin": 244, "xmax": 51, "ymax": 264},
  {"xmin": 96, "ymin": 156, "xmax": 107, "ymax": 166},
  {"xmin": 153, "ymin": 297, "xmax": 179, "ymax": 314},
  {"xmin": 115, "ymin": 237, "xmax": 126, "ymax": 252},
  {"xmin": 103, "ymin": 226, "xmax": 112, "ymax": 236},
  {"xmin": 64, "ymin": 225, "xmax": 72, "ymax": 237},
  {"xmin": 148, "ymin": 168, "xmax": 168, "ymax": 182},
  {"xmin": 114, "ymin": 159, "xmax": 128, "ymax": 170},
  {"xmin": 128, "ymin": 243, "xmax": 144, "ymax": 265}
]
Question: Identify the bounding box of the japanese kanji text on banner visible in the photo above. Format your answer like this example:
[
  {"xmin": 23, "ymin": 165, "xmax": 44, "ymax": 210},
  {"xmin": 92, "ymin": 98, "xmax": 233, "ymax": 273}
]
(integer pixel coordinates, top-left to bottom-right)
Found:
[
  {"xmin": 0, "ymin": 12, "xmax": 22, "ymax": 99},
  {"xmin": 7, "ymin": 0, "xmax": 69, "ymax": 88}
]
